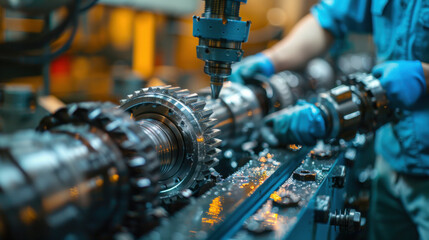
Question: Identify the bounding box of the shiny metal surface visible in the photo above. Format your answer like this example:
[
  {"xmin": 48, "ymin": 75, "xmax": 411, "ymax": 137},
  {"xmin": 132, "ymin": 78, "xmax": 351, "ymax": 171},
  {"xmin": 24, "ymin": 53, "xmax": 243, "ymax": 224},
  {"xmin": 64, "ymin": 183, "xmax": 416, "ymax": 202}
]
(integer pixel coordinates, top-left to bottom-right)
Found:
[
  {"xmin": 0, "ymin": 126, "xmax": 127, "ymax": 240},
  {"xmin": 36, "ymin": 102, "xmax": 161, "ymax": 235},
  {"xmin": 233, "ymin": 145, "xmax": 343, "ymax": 239},
  {"xmin": 120, "ymin": 86, "xmax": 221, "ymax": 203},
  {"xmin": 142, "ymin": 148, "xmax": 308, "ymax": 240},
  {"xmin": 194, "ymin": 0, "xmax": 250, "ymax": 99},
  {"xmin": 317, "ymin": 73, "xmax": 394, "ymax": 141},
  {"xmin": 137, "ymin": 118, "xmax": 181, "ymax": 177},
  {"xmin": 201, "ymin": 82, "xmax": 263, "ymax": 148}
]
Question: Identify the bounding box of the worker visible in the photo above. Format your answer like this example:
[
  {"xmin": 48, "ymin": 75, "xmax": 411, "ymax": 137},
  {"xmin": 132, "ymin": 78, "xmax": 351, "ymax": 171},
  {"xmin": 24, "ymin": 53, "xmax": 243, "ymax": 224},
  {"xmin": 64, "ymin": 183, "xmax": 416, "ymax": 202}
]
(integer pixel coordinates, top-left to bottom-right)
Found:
[{"xmin": 229, "ymin": 1, "xmax": 429, "ymax": 239}]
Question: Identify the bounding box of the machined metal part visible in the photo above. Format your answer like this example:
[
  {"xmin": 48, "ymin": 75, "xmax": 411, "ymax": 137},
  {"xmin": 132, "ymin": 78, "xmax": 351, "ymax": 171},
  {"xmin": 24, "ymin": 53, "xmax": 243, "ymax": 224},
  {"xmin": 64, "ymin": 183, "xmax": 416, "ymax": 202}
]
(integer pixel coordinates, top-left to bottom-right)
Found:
[
  {"xmin": 329, "ymin": 209, "xmax": 362, "ymax": 233},
  {"xmin": 317, "ymin": 73, "xmax": 394, "ymax": 141},
  {"xmin": 119, "ymin": 86, "xmax": 221, "ymax": 203},
  {"xmin": 193, "ymin": 0, "xmax": 251, "ymax": 99},
  {"xmin": 233, "ymin": 144, "xmax": 348, "ymax": 240},
  {"xmin": 37, "ymin": 102, "xmax": 161, "ymax": 234},
  {"xmin": 330, "ymin": 165, "xmax": 346, "ymax": 188},
  {"xmin": 142, "ymin": 148, "xmax": 308, "ymax": 240},
  {"xmin": 0, "ymin": 127, "xmax": 127, "ymax": 240},
  {"xmin": 200, "ymin": 82, "xmax": 263, "ymax": 148},
  {"xmin": 198, "ymin": 67, "xmax": 326, "ymax": 149}
]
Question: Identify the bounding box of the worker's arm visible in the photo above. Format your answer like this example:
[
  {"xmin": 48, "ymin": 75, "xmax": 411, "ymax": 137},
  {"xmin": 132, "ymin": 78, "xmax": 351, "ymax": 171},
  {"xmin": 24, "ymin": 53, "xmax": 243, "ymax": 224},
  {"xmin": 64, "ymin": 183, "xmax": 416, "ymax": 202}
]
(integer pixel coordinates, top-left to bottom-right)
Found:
[
  {"xmin": 228, "ymin": 14, "xmax": 334, "ymax": 84},
  {"xmin": 262, "ymin": 14, "xmax": 334, "ymax": 72},
  {"xmin": 228, "ymin": 0, "xmax": 372, "ymax": 84}
]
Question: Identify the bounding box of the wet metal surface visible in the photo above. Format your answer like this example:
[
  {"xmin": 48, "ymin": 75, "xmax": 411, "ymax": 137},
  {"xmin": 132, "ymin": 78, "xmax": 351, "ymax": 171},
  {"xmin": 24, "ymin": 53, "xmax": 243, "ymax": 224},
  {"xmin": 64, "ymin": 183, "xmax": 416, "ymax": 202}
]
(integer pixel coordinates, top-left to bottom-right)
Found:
[
  {"xmin": 233, "ymin": 145, "xmax": 340, "ymax": 240},
  {"xmin": 143, "ymin": 148, "xmax": 308, "ymax": 240}
]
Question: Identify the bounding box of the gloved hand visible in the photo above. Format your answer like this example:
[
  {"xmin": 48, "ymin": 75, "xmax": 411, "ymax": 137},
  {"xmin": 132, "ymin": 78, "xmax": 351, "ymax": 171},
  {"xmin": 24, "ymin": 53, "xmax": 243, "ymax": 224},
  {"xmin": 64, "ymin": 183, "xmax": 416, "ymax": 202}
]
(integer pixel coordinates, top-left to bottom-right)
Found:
[
  {"xmin": 229, "ymin": 53, "xmax": 275, "ymax": 84},
  {"xmin": 261, "ymin": 101, "xmax": 326, "ymax": 146},
  {"xmin": 372, "ymin": 60, "xmax": 427, "ymax": 109}
]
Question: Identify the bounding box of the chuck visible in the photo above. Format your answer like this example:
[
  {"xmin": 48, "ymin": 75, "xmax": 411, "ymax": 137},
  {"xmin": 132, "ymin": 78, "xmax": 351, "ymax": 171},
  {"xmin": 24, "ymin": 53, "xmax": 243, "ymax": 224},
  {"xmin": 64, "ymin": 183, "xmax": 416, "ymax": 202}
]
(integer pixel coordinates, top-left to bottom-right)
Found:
[{"xmin": 193, "ymin": 0, "xmax": 251, "ymax": 99}]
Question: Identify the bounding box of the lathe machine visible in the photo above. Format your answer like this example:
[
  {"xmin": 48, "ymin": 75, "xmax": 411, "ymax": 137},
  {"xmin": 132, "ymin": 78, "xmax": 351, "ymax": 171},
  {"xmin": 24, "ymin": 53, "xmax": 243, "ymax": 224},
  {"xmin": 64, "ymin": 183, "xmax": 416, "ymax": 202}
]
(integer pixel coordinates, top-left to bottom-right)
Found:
[{"xmin": 0, "ymin": 69, "xmax": 394, "ymax": 239}]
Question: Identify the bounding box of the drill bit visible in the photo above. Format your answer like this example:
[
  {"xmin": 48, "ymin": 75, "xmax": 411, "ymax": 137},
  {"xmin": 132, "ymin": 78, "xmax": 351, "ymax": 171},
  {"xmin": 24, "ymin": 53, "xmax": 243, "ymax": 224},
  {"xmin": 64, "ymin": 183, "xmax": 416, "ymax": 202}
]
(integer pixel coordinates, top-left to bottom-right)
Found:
[
  {"xmin": 210, "ymin": 76, "xmax": 225, "ymax": 99},
  {"xmin": 193, "ymin": 0, "xmax": 251, "ymax": 100}
]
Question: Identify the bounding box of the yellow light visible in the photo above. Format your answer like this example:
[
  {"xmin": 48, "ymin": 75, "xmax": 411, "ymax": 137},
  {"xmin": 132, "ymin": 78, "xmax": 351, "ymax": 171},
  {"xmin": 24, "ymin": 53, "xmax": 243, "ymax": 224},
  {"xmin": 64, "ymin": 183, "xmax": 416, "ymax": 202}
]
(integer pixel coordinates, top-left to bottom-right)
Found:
[
  {"xmin": 133, "ymin": 12, "xmax": 155, "ymax": 78},
  {"xmin": 96, "ymin": 178, "xmax": 104, "ymax": 187},
  {"xmin": 201, "ymin": 196, "xmax": 223, "ymax": 226},
  {"xmin": 270, "ymin": 192, "xmax": 282, "ymax": 202},
  {"xmin": 110, "ymin": 174, "xmax": 119, "ymax": 182},
  {"xmin": 19, "ymin": 206, "xmax": 37, "ymax": 225},
  {"xmin": 288, "ymin": 144, "xmax": 301, "ymax": 150}
]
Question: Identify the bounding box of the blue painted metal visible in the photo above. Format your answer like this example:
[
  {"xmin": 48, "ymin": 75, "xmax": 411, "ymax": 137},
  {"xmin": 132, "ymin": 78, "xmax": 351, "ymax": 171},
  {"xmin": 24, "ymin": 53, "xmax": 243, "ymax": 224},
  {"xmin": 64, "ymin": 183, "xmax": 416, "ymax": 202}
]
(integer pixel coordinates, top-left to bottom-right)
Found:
[
  {"xmin": 206, "ymin": 149, "xmax": 308, "ymax": 240},
  {"xmin": 285, "ymin": 152, "xmax": 347, "ymax": 240},
  {"xmin": 196, "ymin": 46, "xmax": 243, "ymax": 62},
  {"xmin": 193, "ymin": 17, "xmax": 250, "ymax": 42}
]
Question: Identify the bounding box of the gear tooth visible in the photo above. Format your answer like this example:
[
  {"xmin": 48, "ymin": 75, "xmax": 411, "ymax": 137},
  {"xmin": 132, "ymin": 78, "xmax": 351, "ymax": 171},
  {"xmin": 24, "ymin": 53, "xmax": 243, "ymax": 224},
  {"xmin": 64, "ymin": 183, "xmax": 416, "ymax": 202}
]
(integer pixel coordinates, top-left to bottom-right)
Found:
[
  {"xmin": 37, "ymin": 102, "xmax": 161, "ymax": 233},
  {"xmin": 205, "ymin": 148, "xmax": 222, "ymax": 162},
  {"xmin": 134, "ymin": 90, "xmax": 141, "ymax": 95},
  {"xmin": 206, "ymin": 158, "xmax": 219, "ymax": 168},
  {"xmin": 127, "ymin": 94, "xmax": 134, "ymax": 99},
  {"xmin": 206, "ymin": 138, "xmax": 222, "ymax": 150},
  {"xmin": 200, "ymin": 118, "xmax": 218, "ymax": 130},
  {"xmin": 174, "ymin": 89, "xmax": 190, "ymax": 99},
  {"xmin": 105, "ymin": 119, "xmax": 121, "ymax": 132},
  {"xmin": 119, "ymin": 99, "xmax": 128, "ymax": 105},
  {"xmin": 158, "ymin": 85, "xmax": 171, "ymax": 92},
  {"xmin": 190, "ymin": 101, "xmax": 206, "ymax": 111},
  {"xmin": 183, "ymin": 93, "xmax": 199, "ymax": 104},
  {"xmin": 88, "ymin": 108, "xmax": 103, "ymax": 120},
  {"xmin": 67, "ymin": 104, "xmax": 79, "ymax": 115},
  {"xmin": 207, "ymin": 147, "xmax": 221, "ymax": 158},
  {"xmin": 167, "ymin": 87, "xmax": 181, "ymax": 93},
  {"xmin": 176, "ymin": 89, "xmax": 190, "ymax": 95},
  {"xmin": 204, "ymin": 128, "xmax": 221, "ymax": 140},
  {"xmin": 197, "ymin": 109, "xmax": 213, "ymax": 120},
  {"xmin": 118, "ymin": 85, "xmax": 220, "ymax": 205}
]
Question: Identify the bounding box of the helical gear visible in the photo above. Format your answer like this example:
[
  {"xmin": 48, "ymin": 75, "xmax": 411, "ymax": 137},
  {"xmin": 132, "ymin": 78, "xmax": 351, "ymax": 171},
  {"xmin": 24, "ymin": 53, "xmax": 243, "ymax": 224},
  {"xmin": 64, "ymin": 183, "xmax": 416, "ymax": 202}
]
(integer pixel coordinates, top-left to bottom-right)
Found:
[
  {"xmin": 37, "ymin": 102, "xmax": 160, "ymax": 234},
  {"xmin": 120, "ymin": 85, "xmax": 222, "ymax": 204}
]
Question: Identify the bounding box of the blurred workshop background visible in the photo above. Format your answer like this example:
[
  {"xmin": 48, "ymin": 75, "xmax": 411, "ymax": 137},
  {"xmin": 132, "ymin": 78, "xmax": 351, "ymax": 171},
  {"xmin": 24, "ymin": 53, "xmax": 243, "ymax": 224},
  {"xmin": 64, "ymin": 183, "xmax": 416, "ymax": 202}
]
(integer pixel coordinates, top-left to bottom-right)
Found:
[{"xmin": 0, "ymin": 0, "xmax": 376, "ymax": 132}]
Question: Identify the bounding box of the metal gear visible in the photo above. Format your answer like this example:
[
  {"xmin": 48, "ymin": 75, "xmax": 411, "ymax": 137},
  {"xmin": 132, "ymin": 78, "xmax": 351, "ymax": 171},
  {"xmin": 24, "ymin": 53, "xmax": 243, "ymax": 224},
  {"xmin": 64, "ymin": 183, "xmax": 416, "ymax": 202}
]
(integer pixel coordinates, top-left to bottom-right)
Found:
[
  {"xmin": 119, "ymin": 85, "xmax": 222, "ymax": 203},
  {"xmin": 37, "ymin": 102, "xmax": 160, "ymax": 234},
  {"xmin": 0, "ymin": 128, "xmax": 127, "ymax": 240}
]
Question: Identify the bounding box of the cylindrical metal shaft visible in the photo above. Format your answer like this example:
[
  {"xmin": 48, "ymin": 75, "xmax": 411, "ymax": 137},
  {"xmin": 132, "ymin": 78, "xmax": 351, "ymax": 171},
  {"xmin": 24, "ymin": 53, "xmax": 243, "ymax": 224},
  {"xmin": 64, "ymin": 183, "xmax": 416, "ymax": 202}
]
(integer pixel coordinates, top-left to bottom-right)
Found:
[
  {"xmin": 136, "ymin": 119, "xmax": 180, "ymax": 177},
  {"xmin": 0, "ymin": 125, "xmax": 128, "ymax": 240}
]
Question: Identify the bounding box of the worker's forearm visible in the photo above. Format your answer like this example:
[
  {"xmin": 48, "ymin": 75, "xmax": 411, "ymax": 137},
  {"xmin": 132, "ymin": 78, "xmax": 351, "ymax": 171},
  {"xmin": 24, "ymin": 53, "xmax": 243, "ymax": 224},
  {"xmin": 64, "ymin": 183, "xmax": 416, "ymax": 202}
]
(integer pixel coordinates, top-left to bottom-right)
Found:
[
  {"xmin": 262, "ymin": 14, "xmax": 334, "ymax": 72},
  {"xmin": 422, "ymin": 62, "xmax": 429, "ymax": 92}
]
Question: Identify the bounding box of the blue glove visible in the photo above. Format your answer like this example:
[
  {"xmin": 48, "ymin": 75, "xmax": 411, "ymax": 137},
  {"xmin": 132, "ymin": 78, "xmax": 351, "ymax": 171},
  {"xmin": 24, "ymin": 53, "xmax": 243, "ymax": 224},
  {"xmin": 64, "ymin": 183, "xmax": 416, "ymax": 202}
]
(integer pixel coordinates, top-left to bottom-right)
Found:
[
  {"xmin": 261, "ymin": 101, "xmax": 326, "ymax": 146},
  {"xmin": 372, "ymin": 60, "xmax": 427, "ymax": 109},
  {"xmin": 229, "ymin": 53, "xmax": 275, "ymax": 84}
]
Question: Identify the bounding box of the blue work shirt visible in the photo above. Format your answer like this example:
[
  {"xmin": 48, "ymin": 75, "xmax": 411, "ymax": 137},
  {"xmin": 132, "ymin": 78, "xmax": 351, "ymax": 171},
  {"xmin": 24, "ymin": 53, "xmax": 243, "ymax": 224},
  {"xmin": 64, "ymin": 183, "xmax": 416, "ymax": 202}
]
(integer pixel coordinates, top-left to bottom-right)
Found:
[{"xmin": 311, "ymin": 0, "xmax": 429, "ymax": 175}]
